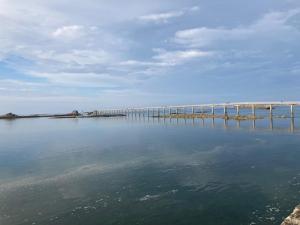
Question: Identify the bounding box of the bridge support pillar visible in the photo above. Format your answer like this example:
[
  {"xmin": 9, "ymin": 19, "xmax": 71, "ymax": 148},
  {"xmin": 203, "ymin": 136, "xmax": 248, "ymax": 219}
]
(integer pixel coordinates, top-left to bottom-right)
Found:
[
  {"xmin": 269, "ymin": 117, "xmax": 273, "ymax": 130},
  {"xmin": 236, "ymin": 105, "xmax": 240, "ymax": 116},
  {"xmin": 291, "ymin": 117, "xmax": 295, "ymax": 132},
  {"xmin": 290, "ymin": 105, "xmax": 294, "ymax": 118},
  {"xmin": 223, "ymin": 105, "xmax": 227, "ymax": 117},
  {"xmin": 252, "ymin": 105, "xmax": 256, "ymax": 118},
  {"xmin": 252, "ymin": 120, "xmax": 256, "ymax": 129}
]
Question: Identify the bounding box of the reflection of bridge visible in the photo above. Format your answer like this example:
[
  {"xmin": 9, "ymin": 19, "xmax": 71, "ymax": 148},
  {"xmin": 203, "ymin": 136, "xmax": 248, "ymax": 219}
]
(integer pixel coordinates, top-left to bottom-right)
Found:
[
  {"xmin": 137, "ymin": 116, "xmax": 297, "ymax": 133},
  {"xmin": 98, "ymin": 111, "xmax": 298, "ymax": 133},
  {"xmin": 96, "ymin": 101, "xmax": 300, "ymax": 118}
]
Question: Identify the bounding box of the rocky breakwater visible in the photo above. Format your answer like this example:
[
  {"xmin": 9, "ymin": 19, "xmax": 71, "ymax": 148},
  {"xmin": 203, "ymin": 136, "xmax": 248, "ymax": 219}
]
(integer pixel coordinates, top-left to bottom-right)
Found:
[
  {"xmin": 281, "ymin": 205, "xmax": 300, "ymax": 225},
  {"xmin": 0, "ymin": 112, "xmax": 19, "ymax": 119}
]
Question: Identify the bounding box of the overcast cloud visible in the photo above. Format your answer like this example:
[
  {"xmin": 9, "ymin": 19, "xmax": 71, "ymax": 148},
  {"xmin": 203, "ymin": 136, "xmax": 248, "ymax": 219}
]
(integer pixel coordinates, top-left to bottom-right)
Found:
[{"xmin": 0, "ymin": 0, "xmax": 299, "ymax": 113}]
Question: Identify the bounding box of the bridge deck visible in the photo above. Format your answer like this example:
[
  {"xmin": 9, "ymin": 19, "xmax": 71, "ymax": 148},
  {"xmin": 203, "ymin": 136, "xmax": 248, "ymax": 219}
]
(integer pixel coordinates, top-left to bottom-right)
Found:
[{"xmin": 97, "ymin": 101, "xmax": 300, "ymax": 112}]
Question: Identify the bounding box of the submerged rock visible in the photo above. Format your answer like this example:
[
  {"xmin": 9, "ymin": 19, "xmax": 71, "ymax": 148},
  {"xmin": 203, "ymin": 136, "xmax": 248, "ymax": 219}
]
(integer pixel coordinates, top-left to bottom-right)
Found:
[{"xmin": 281, "ymin": 205, "xmax": 300, "ymax": 225}]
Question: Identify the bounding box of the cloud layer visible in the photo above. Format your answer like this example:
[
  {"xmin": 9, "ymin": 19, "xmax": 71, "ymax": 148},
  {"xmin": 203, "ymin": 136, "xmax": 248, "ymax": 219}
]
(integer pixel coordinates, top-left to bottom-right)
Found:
[{"xmin": 0, "ymin": 0, "xmax": 299, "ymax": 113}]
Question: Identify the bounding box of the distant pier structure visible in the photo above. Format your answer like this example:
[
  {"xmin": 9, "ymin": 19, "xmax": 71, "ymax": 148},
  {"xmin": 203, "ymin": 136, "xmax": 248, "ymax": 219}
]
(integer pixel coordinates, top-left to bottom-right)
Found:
[{"xmin": 96, "ymin": 102, "xmax": 300, "ymax": 119}]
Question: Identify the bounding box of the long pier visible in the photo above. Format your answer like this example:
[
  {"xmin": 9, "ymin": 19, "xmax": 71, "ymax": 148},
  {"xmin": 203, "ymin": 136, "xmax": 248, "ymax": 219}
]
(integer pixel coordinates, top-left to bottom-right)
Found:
[{"xmin": 95, "ymin": 101, "xmax": 300, "ymax": 118}]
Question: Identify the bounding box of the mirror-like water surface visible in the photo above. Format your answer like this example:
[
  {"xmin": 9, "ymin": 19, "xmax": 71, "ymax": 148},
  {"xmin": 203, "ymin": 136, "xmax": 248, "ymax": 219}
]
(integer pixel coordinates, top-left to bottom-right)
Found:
[{"xmin": 0, "ymin": 117, "xmax": 300, "ymax": 225}]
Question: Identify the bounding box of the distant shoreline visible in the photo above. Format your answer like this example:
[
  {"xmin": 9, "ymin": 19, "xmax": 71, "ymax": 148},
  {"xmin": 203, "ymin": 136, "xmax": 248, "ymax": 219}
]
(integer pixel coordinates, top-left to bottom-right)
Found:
[{"xmin": 0, "ymin": 111, "xmax": 126, "ymax": 120}]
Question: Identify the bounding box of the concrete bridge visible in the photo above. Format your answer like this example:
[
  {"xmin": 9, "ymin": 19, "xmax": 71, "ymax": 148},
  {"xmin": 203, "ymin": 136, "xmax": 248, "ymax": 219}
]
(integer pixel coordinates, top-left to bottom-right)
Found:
[{"xmin": 95, "ymin": 101, "xmax": 300, "ymax": 118}]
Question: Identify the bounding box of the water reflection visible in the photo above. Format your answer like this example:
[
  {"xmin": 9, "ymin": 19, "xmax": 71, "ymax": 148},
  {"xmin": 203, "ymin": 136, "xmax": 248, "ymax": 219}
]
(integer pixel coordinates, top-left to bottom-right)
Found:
[
  {"xmin": 130, "ymin": 116, "xmax": 298, "ymax": 133},
  {"xmin": 0, "ymin": 118, "xmax": 299, "ymax": 225}
]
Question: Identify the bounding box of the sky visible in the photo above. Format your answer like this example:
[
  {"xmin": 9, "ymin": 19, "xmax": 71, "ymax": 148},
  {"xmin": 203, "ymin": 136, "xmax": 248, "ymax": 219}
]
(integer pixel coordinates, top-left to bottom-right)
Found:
[{"xmin": 0, "ymin": 0, "xmax": 300, "ymax": 114}]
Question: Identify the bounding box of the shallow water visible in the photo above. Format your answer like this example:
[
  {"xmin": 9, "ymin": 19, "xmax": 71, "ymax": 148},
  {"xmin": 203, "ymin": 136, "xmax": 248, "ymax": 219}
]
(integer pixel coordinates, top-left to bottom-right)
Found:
[{"xmin": 0, "ymin": 116, "xmax": 300, "ymax": 225}]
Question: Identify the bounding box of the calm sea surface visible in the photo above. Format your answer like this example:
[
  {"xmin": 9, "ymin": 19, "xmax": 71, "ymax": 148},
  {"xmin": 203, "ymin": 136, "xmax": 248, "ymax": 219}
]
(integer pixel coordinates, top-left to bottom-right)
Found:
[{"xmin": 0, "ymin": 115, "xmax": 300, "ymax": 225}]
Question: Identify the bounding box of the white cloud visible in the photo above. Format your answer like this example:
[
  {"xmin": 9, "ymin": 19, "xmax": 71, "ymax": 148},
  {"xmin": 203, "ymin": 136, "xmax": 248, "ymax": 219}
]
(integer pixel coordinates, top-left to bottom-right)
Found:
[
  {"xmin": 28, "ymin": 71, "xmax": 134, "ymax": 88},
  {"xmin": 115, "ymin": 49, "xmax": 213, "ymax": 78},
  {"xmin": 189, "ymin": 6, "xmax": 200, "ymax": 12},
  {"xmin": 0, "ymin": 79, "xmax": 46, "ymax": 93},
  {"xmin": 153, "ymin": 49, "xmax": 213, "ymax": 65},
  {"xmin": 113, "ymin": 49, "xmax": 213, "ymax": 80},
  {"xmin": 175, "ymin": 27, "xmax": 252, "ymax": 47},
  {"xmin": 33, "ymin": 49, "xmax": 112, "ymax": 65},
  {"xmin": 139, "ymin": 6, "xmax": 199, "ymax": 23},
  {"xmin": 0, "ymin": 0, "xmax": 204, "ymax": 93},
  {"xmin": 119, "ymin": 60, "xmax": 167, "ymax": 67},
  {"xmin": 174, "ymin": 9, "xmax": 300, "ymax": 47},
  {"xmin": 0, "ymin": 0, "xmax": 299, "ymax": 111},
  {"xmin": 52, "ymin": 25, "xmax": 84, "ymax": 39},
  {"xmin": 139, "ymin": 11, "xmax": 184, "ymax": 23},
  {"xmin": 0, "ymin": 1, "xmax": 127, "ymax": 75}
]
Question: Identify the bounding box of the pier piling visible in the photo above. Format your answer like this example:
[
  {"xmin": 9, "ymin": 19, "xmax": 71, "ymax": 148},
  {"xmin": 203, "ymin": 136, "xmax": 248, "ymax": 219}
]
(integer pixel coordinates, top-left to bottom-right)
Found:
[
  {"xmin": 290, "ymin": 105, "xmax": 294, "ymax": 118},
  {"xmin": 95, "ymin": 102, "xmax": 299, "ymax": 123},
  {"xmin": 252, "ymin": 105, "xmax": 256, "ymax": 117},
  {"xmin": 223, "ymin": 105, "xmax": 227, "ymax": 117},
  {"xmin": 236, "ymin": 105, "xmax": 240, "ymax": 116}
]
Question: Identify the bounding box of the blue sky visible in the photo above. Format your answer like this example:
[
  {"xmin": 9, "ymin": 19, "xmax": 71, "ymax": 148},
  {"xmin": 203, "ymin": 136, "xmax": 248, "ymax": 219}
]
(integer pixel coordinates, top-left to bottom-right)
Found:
[{"xmin": 0, "ymin": 0, "xmax": 300, "ymax": 114}]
